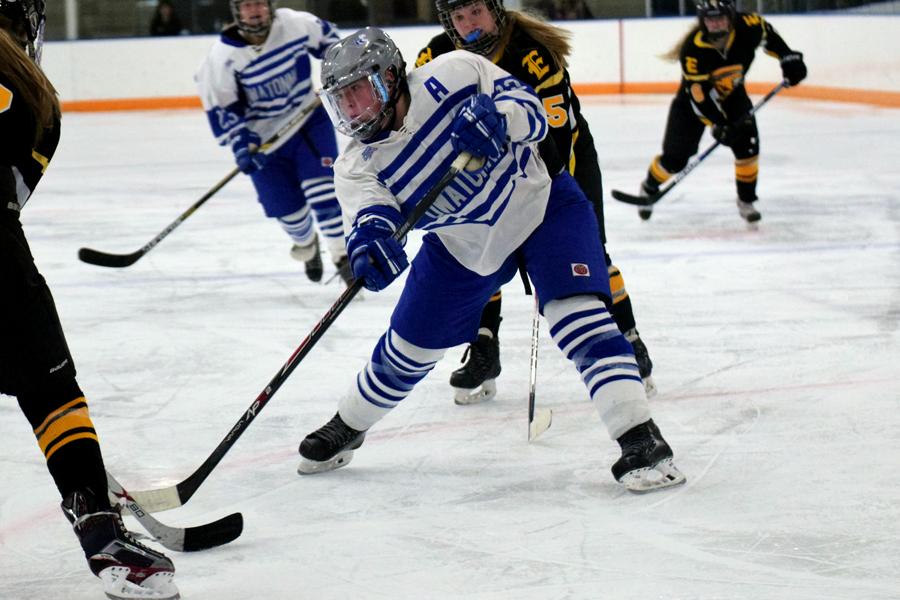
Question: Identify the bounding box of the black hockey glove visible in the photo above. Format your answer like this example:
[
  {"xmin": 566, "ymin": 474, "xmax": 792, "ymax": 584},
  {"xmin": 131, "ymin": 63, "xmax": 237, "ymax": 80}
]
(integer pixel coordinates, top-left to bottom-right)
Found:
[
  {"xmin": 712, "ymin": 121, "xmax": 742, "ymax": 147},
  {"xmin": 780, "ymin": 52, "xmax": 807, "ymax": 87}
]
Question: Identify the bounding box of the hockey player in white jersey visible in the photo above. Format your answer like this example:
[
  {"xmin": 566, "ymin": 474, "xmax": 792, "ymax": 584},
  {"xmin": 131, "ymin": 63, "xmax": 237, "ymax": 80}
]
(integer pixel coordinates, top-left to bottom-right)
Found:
[
  {"xmin": 195, "ymin": 0, "xmax": 351, "ymax": 284},
  {"xmin": 297, "ymin": 28, "xmax": 685, "ymax": 492}
]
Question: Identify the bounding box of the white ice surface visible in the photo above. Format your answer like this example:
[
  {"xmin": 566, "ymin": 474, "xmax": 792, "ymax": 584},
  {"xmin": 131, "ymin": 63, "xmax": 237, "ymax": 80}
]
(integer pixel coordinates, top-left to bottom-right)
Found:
[{"xmin": 1, "ymin": 95, "xmax": 899, "ymax": 600}]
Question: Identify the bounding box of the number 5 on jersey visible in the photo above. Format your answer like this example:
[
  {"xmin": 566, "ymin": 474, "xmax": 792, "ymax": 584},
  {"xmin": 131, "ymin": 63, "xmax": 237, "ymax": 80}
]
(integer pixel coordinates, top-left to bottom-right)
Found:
[{"xmin": 542, "ymin": 94, "xmax": 567, "ymax": 128}]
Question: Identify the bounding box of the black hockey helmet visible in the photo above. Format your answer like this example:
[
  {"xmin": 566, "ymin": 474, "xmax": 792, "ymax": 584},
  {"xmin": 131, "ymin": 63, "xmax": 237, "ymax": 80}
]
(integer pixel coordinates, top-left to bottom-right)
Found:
[
  {"xmin": 320, "ymin": 27, "xmax": 407, "ymax": 141},
  {"xmin": 0, "ymin": 0, "xmax": 46, "ymax": 62},
  {"xmin": 436, "ymin": 0, "xmax": 507, "ymax": 56},
  {"xmin": 696, "ymin": 0, "xmax": 735, "ymax": 41},
  {"xmin": 230, "ymin": 0, "xmax": 275, "ymax": 38}
]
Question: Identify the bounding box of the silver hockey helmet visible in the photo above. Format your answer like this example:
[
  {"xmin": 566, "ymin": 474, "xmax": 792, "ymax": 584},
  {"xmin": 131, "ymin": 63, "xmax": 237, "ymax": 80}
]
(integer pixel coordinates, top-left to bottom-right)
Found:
[
  {"xmin": 696, "ymin": 0, "xmax": 735, "ymax": 42},
  {"xmin": 0, "ymin": 0, "xmax": 46, "ymax": 63},
  {"xmin": 436, "ymin": 0, "xmax": 506, "ymax": 56},
  {"xmin": 230, "ymin": 0, "xmax": 275, "ymax": 38},
  {"xmin": 320, "ymin": 27, "xmax": 407, "ymax": 141}
]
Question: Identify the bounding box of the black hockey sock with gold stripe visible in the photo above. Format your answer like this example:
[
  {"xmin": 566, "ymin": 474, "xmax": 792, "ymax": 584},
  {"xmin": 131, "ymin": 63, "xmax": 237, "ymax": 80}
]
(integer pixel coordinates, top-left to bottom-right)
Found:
[
  {"xmin": 607, "ymin": 264, "xmax": 637, "ymax": 334},
  {"xmin": 19, "ymin": 385, "xmax": 108, "ymax": 502}
]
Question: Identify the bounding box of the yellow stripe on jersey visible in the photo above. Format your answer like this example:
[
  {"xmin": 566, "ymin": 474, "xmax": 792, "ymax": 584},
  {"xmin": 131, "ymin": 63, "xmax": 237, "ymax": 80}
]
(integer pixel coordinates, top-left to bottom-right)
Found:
[
  {"xmin": 33, "ymin": 396, "xmax": 98, "ymax": 459},
  {"xmin": 32, "ymin": 150, "xmax": 50, "ymax": 173},
  {"xmin": 735, "ymin": 156, "xmax": 759, "ymax": 183},
  {"xmin": 534, "ymin": 70, "xmax": 564, "ymax": 93},
  {"xmin": 568, "ymin": 128, "xmax": 580, "ymax": 175},
  {"xmin": 0, "ymin": 83, "xmax": 12, "ymax": 113},
  {"xmin": 692, "ymin": 29, "xmax": 735, "ymax": 51},
  {"xmin": 608, "ymin": 265, "xmax": 629, "ymax": 305}
]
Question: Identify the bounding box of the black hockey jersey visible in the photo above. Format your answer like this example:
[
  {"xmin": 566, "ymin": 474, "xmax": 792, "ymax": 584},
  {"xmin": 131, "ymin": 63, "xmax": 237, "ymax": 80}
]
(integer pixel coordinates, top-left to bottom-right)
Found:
[
  {"xmin": 416, "ymin": 26, "xmax": 580, "ymax": 176},
  {"xmin": 0, "ymin": 71, "xmax": 60, "ymax": 213},
  {"xmin": 679, "ymin": 12, "xmax": 795, "ymax": 125}
]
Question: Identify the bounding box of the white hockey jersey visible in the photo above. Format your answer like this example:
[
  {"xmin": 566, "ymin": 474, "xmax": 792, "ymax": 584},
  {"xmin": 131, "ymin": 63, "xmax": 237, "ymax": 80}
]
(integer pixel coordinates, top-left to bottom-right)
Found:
[
  {"xmin": 334, "ymin": 51, "xmax": 552, "ymax": 276},
  {"xmin": 195, "ymin": 9, "xmax": 339, "ymax": 145}
]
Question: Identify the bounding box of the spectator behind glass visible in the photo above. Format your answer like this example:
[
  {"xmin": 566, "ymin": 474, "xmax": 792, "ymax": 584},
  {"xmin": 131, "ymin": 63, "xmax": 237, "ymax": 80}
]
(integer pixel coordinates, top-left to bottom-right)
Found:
[
  {"xmin": 532, "ymin": 0, "xmax": 593, "ymax": 20},
  {"xmin": 150, "ymin": 0, "xmax": 184, "ymax": 36}
]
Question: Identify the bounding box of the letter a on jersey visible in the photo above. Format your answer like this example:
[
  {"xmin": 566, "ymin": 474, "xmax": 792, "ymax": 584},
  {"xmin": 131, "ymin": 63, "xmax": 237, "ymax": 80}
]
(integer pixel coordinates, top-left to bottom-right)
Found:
[{"xmin": 424, "ymin": 76, "xmax": 450, "ymax": 102}]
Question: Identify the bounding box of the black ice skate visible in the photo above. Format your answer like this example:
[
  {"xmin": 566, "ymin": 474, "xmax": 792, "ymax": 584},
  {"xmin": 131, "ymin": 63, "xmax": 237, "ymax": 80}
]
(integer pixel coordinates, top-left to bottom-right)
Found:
[
  {"xmin": 611, "ymin": 420, "xmax": 685, "ymax": 493},
  {"xmin": 290, "ymin": 235, "xmax": 323, "ymax": 282},
  {"xmin": 624, "ymin": 328, "xmax": 657, "ymax": 398},
  {"xmin": 298, "ymin": 412, "xmax": 367, "ymax": 474},
  {"xmin": 63, "ymin": 488, "xmax": 179, "ymax": 600},
  {"xmin": 737, "ymin": 198, "xmax": 761, "ymax": 224},
  {"xmin": 450, "ymin": 333, "xmax": 501, "ymax": 405}
]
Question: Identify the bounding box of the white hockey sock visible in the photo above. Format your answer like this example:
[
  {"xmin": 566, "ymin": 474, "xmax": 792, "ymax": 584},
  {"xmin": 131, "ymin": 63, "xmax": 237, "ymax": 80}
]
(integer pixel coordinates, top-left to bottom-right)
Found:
[
  {"xmin": 544, "ymin": 295, "xmax": 651, "ymax": 440},
  {"xmin": 338, "ymin": 328, "xmax": 446, "ymax": 431},
  {"xmin": 277, "ymin": 206, "xmax": 315, "ymax": 247}
]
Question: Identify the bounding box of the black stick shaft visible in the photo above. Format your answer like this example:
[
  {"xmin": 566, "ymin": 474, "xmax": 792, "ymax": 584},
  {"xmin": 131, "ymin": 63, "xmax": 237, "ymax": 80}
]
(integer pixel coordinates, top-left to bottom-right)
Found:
[
  {"xmin": 138, "ymin": 152, "xmax": 474, "ymax": 509},
  {"xmin": 611, "ymin": 82, "xmax": 787, "ymax": 207},
  {"xmin": 78, "ymin": 99, "xmax": 323, "ymax": 268}
]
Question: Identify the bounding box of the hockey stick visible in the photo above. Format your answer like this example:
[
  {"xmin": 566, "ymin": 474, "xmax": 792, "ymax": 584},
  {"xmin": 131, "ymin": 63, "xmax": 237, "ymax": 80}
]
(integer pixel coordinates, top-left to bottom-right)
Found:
[
  {"xmin": 125, "ymin": 152, "xmax": 477, "ymax": 513},
  {"xmin": 78, "ymin": 98, "xmax": 323, "ymax": 268},
  {"xmin": 527, "ymin": 295, "xmax": 552, "ymax": 441},
  {"xmin": 106, "ymin": 471, "xmax": 242, "ymax": 552},
  {"xmin": 611, "ymin": 82, "xmax": 787, "ymax": 207}
]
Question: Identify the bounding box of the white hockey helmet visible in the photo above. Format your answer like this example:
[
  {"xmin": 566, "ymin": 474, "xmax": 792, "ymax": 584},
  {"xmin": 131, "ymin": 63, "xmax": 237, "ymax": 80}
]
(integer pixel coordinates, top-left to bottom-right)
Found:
[{"xmin": 320, "ymin": 27, "xmax": 407, "ymax": 141}]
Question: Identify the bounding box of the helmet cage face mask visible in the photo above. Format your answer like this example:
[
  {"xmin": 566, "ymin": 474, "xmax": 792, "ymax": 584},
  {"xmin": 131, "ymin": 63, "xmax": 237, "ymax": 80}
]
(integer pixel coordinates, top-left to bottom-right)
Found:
[
  {"xmin": 436, "ymin": 0, "xmax": 506, "ymax": 56},
  {"xmin": 323, "ymin": 71, "xmax": 394, "ymax": 141},
  {"xmin": 696, "ymin": 0, "xmax": 735, "ymax": 42},
  {"xmin": 0, "ymin": 0, "xmax": 46, "ymax": 62},
  {"xmin": 230, "ymin": 0, "xmax": 274, "ymax": 37}
]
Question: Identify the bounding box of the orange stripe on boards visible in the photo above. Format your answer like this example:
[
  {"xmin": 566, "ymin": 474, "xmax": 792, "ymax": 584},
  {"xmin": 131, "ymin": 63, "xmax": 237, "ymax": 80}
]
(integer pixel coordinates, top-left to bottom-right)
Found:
[
  {"xmin": 60, "ymin": 85, "xmax": 900, "ymax": 113},
  {"xmin": 572, "ymin": 82, "xmax": 900, "ymax": 108},
  {"xmin": 61, "ymin": 96, "xmax": 201, "ymax": 112}
]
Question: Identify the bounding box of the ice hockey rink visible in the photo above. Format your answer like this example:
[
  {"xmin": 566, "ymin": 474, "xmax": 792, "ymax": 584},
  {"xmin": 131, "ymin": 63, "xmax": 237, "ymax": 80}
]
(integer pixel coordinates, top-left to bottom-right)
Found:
[{"xmin": 1, "ymin": 93, "xmax": 898, "ymax": 600}]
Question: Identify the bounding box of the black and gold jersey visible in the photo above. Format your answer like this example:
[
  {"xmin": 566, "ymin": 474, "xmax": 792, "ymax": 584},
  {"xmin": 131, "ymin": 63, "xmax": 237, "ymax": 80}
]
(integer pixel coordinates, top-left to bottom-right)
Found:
[
  {"xmin": 0, "ymin": 72, "xmax": 60, "ymax": 213},
  {"xmin": 416, "ymin": 26, "xmax": 582, "ymax": 177},
  {"xmin": 679, "ymin": 12, "xmax": 794, "ymax": 124}
]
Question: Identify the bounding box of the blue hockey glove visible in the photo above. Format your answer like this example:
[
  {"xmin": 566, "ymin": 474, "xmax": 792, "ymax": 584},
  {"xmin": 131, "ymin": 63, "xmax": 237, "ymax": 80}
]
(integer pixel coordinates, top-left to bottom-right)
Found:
[
  {"xmin": 347, "ymin": 206, "xmax": 409, "ymax": 292},
  {"xmin": 450, "ymin": 94, "xmax": 508, "ymax": 161},
  {"xmin": 231, "ymin": 129, "xmax": 268, "ymax": 174},
  {"xmin": 780, "ymin": 52, "xmax": 807, "ymax": 87}
]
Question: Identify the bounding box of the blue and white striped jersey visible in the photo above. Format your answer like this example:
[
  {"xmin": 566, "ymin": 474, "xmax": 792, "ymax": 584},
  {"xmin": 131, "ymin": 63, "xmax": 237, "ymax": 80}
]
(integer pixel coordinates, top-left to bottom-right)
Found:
[
  {"xmin": 195, "ymin": 9, "xmax": 339, "ymax": 145},
  {"xmin": 334, "ymin": 51, "xmax": 552, "ymax": 276}
]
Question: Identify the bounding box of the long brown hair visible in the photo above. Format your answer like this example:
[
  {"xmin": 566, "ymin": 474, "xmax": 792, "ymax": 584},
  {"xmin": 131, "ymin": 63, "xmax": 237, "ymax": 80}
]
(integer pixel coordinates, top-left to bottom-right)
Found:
[
  {"xmin": 503, "ymin": 10, "xmax": 571, "ymax": 69},
  {"xmin": 0, "ymin": 22, "xmax": 60, "ymax": 139},
  {"xmin": 662, "ymin": 25, "xmax": 699, "ymax": 62}
]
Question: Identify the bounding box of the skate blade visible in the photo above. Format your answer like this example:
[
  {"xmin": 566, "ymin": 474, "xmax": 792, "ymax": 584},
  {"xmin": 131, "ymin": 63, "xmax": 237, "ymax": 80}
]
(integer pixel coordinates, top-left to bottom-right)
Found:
[
  {"xmin": 453, "ymin": 379, "xmax": 497, "ymax": 405},
  {"xmin": 99, "ymin": 567, "xmax": 180, "ymax": 600},
  {"xmin": 297, "ymin": 449, "xmax": 356, "ymax": 475},
  {"xmin": 618, "ymin": 458, "xmax": 686, "ymax": 494},
  {"xmin": 643, "ymin": 376, "xmax": 658, "ymax": 399}
]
